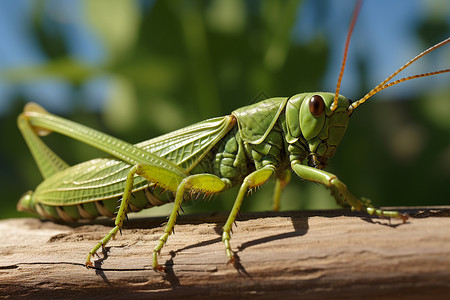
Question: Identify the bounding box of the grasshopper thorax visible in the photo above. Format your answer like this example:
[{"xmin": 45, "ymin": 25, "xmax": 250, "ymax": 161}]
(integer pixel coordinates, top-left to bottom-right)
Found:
[{"xmin": 285, "ymin": 92, "xmax": 351, "ymax": 169}]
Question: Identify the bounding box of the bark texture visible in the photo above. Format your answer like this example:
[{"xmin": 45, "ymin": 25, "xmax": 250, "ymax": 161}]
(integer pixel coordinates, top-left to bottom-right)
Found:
[{"xmin": 1, "ymin": 208, "xmax": 449, "ymax": 299}]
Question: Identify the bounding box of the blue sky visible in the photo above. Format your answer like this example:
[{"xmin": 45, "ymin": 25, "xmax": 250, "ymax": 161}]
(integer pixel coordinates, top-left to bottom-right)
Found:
[{"xmin": 0, "ymin": 0, "xmax": 448, "ymax": 115}]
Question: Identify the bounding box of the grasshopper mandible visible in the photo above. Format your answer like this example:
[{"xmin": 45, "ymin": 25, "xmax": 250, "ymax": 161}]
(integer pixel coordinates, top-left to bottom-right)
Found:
[{"xmin": 17, "ymin": 1, "xmax": 449, "ymax": 271}]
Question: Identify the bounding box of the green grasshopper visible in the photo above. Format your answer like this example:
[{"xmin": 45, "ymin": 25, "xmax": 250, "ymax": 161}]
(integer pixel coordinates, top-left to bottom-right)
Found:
[{"xmin": 17, "ymin": 2, "xmax": 449, "ymax": 271}]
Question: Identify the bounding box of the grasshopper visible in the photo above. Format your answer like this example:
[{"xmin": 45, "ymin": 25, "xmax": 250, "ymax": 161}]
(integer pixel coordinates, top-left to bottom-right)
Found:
[{"xmin": 17, "ymin": 2, "xmax": 449, "ymax": 271}]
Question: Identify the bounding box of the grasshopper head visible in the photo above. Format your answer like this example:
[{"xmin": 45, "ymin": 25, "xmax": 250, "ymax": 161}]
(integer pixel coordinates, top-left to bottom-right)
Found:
[
  {"xmin": 286, "ymin": 1, "xmax": 449, "ymax": 169},
  {"xmin": 285, "ymin": 92, "xmax": 351, "ymax": 169}
]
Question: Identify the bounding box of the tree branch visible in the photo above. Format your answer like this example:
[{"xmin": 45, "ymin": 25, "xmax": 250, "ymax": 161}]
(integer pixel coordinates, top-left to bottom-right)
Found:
[{"xmin": 1, "ymin": 208, "xmax": 450, "ymax": 299}]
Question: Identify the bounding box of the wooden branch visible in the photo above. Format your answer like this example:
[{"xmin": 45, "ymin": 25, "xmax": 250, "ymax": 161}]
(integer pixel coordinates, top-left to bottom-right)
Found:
[{"xmin": 1, "ymin": 208, "xmax": 450, "ymax": 299}]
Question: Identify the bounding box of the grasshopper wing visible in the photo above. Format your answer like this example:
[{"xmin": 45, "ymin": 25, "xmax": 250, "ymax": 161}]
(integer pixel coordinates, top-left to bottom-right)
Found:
[
  {"xmin": 137, "ymin": 115, "xmax": 236, "ymax": 172},
  {"xmin": 34, "ymin": 115, "xmax": 236, "ymax": 206}
]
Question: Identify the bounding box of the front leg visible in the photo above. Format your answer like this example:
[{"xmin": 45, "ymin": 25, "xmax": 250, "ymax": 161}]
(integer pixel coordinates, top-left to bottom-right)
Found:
[{"xmin": 291, "ymin": 162, "xmax": 407, "ymax": 221}]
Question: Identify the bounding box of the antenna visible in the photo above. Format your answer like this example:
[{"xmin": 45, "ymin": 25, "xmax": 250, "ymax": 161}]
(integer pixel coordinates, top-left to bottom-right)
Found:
[
  {"xmin": 349, "ymin": 37, "xmax": 450, "ymax": 112},
  {"xmin": 331, "ymin": 0, "xmax": 362, "ymax": 111}
]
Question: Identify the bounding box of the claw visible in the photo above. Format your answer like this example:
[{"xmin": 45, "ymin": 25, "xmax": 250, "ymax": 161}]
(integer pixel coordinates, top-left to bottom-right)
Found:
[
  {"xmin": 153, "ymin": 265, "xmax": 166, "ymax": 273},
  {"xmin": 401, "ymin": 213, "xmax": 409, "ymax": 223},
  {"xmin": 227, "ymin": 256, "xmax": 236, "ymax": 266}
]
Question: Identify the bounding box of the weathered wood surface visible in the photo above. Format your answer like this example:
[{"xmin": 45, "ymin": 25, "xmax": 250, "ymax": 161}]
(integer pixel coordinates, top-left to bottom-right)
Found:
[{"xmin": 1, "ymin": 208, "xmax": 450, "ymax": 299}]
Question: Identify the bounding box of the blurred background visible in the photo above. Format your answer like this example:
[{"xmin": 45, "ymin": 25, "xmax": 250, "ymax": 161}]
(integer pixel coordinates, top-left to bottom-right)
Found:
[{"xmin": 0, "ymin": 0, "xmax": 449, "ymax": 219}]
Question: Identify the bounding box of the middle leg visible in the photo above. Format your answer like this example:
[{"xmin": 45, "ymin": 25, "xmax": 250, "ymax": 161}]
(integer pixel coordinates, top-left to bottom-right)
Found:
[
  {"xmin": 152, "ymin": 173, "xmax": 229, "ymax": 271},
  {"xmin": 222, "ymin": 165, "xmax": 276, "ymax": 263}
]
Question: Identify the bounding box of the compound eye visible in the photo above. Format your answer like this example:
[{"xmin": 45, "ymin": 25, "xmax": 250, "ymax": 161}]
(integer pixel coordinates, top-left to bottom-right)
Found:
[{"xmin": 309, "ymin": 95, "xmax": 325, "ymax": 117}]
